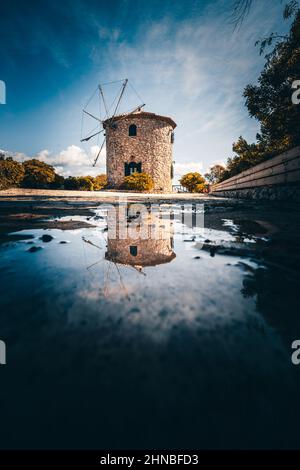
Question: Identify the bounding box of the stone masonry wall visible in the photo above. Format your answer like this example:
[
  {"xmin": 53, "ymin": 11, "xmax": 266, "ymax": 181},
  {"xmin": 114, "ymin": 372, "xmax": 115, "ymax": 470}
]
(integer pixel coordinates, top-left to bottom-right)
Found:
[
  {"xmin": 105, "ymin": 115, "xmax": 174, "ymax": 192},
  {"xmin": 211, "ymin": 184, "xmax": 300, "ymax": 201}
]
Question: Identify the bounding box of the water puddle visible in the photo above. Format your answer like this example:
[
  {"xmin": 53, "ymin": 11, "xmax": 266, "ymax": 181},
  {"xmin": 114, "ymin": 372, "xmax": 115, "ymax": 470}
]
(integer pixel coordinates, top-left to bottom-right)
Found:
[{"xmin": 0, "ymin": 203, "xmax": 299, "ymax": 448}]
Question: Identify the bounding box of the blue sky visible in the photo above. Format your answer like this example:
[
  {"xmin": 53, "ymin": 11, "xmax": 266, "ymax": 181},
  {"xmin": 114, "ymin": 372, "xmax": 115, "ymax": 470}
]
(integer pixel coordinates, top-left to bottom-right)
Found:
[{"xmin": 0, "ymin": 0, "xmax": 291, "ymax": 181}]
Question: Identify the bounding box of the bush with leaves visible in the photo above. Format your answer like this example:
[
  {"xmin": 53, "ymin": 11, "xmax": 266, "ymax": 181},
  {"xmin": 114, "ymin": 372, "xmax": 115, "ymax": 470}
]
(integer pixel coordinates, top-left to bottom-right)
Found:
[
  {"xmin": 123, "ymin": 172, "xmax": 154, "ymax": 191},
  {"xmin": 93, "ymin": 174, "xmax": 108, "ymax": 190},
  {"xmin": 0, "ymin": 155, "xmax": 25, "ymax": 190},
  {"xmin": 180, "ymin": 172, "xmax": 206, "ymax": 192},
  {"xmin": 77, "ymin": 176, "xmax": 94, "ymax": 191},
  {"xmin": 194, "ymin": 182, "xmax": 208, "ymax": 193},
  {"xmin": 64, "ymin": 177, "xmax": 79, "ymax": 190},
  {"xmin": 64, "ymin": 176, "xmax": 94, "ymax": 191}
]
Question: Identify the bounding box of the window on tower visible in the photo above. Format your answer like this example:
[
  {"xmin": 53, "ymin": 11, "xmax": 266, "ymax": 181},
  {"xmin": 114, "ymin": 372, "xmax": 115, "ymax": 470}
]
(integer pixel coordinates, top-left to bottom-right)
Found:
[
  {"xmin": 129, "ymin": 124, "xmax": 137, "ymax": 136},
  {"xmin": 130, "ymin": 246, "xmax": 138, "ymax": 257},
  {"xmin": 124, "ymin": 162, "xmax": 142, "ymax": 176}
]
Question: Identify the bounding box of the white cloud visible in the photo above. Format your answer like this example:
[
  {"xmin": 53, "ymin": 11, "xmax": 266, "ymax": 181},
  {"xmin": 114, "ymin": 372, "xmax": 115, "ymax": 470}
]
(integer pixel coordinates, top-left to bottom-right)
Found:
[
  {"xmin": 37, "ymin": 144, "xmax": 106, "ymax": 176},
  {"xmin": 1, "ymin": 0, "xmax": 288, "ymax": 180},
  {"xmin": 2, "ymin": 145, "xmax": 106, "ymax": 177},
  {"xmin": 174, "ymin": 161, "xmax": 204, "ymax": 183},
  {"xmin": 94, "ymin": 0, "xmax": 286, "ymax": 172}
]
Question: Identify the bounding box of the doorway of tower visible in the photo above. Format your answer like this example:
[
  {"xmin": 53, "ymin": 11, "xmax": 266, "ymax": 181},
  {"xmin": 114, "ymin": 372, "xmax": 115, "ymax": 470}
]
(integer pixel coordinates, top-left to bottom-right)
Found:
[{"xmin": 124, "ymin": 162, "xmax": 142, "ymax": 176}]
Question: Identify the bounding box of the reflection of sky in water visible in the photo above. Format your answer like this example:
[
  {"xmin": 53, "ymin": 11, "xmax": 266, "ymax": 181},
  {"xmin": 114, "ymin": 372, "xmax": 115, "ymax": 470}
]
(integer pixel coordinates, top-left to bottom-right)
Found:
[
  {"xmin": 0, "ymin": 204, "xmax": 299, "ymax": 449},
  {"xmin": 1, "ymin": 208, "xmax": 265, "ymax": 337}
]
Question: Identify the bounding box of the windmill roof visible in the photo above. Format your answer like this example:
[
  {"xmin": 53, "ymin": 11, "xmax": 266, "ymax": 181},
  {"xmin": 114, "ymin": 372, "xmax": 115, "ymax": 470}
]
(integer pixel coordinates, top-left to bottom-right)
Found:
[{"xmin": 103, "ymin": 110, "xmax": 177, "ymax": 129}]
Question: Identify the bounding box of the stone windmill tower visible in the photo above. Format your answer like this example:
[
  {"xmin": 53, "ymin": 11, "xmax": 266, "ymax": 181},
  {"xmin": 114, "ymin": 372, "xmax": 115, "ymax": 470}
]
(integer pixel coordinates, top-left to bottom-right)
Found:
[
  {"xmin": 81, "ymin": 79, "xmax": 176, "ymax": 192},
  {"xmin": 104, "ymin": 109, "xmax": 176, "ymax": 192}
]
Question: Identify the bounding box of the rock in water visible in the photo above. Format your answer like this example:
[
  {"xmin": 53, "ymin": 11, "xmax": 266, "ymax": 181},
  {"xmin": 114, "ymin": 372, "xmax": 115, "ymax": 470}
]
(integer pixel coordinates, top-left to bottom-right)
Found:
[
  {"xmin": 27, "ymin": 246, "xmax": 43, "ymax": 253},
  {"xmin": 40, "ymin": 234, "xmax": 54, "ymax": 243}
]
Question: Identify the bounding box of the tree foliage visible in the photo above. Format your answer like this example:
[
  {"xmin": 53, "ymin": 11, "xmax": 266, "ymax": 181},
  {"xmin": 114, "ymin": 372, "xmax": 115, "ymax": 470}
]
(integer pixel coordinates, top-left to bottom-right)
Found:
[
  {"xmin": 123, "ymin": 172, "xmax": 154, "ymax": 191},
  {"xmin": 180, "ymin": 172, "xmax": 206, "ymax": 192},
  {"xmin": 244, "ymin": 7, "xmax": 300, "ymax": 150},
  {"xmin": 222, "ymin": 3, "xmax": 300, "ymax": 181},
  {"xmin": 22, "ymin": 159, "xmax": 57, "ymax": 188},
  {"xmin": 50, "ymin": 174, "xmax": 65, "ymax": 189},
  {"xmin": 64, "ymin": 176, "xmax": 93, "ymax": 191},
  {"xmin": 0, "ymin": 154, "xmax": 25, "ymax": 190},
  {"xmin": 0, "ymin": 154, "xmax": 108, "ymax": 192},
  {"xmin": 205, "ymin": 164, "xmax": 226, "ymax": 184}
]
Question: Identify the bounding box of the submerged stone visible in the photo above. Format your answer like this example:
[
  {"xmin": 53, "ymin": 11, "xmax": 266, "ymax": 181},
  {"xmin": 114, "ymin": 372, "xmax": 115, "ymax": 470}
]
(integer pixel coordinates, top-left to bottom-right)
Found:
[
  {"xmin": 27, "ymin": 246, "xmax": 43, "ymax": 253},
  {"xmin": 40, "ymin": 234, "xmax": 54, "ymax": 243}
]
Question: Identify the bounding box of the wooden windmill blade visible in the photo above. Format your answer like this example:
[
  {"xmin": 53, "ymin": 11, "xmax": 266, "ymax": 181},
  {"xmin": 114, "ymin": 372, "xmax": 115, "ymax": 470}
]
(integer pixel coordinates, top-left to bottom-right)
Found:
[
  {"xmin": 92, "ymin": 79, "xmax": 128, "ymax": 167},
  {"xmin": 82, "ymin": 109, "xmax": 102, "ymax": 122},
  {"xmin": 93, "ymin": 136, "xmax": 106, "ymax": 167},
  {"xmin": 80, "ymin": 128, "xmax": 104, "ymax": 142},
  {"xmin": 107, "ymin": 78, "xmax": 128, "ymax": 126},
  {"xmin": 81, "ymin": 78, "xmax": 145, "ymax": 167}
]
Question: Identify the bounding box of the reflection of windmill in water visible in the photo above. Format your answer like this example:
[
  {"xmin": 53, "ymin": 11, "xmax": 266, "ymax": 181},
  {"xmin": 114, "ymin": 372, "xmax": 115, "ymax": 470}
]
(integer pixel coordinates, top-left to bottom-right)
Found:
[
  {"xmin": 80, "ymin": 78, "xmax": 145, "ymax": 167},
  {"xmin": 105, "ymin": 205, "xmax": 176, "ymax": 272},
  {"xmin": 83, "ymin": 205, "xmax": 176, "ymax": 299}
]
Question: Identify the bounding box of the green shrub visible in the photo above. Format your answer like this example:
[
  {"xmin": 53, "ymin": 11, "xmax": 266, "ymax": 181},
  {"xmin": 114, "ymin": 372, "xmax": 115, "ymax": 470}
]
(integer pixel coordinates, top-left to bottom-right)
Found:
[
  {"xmin": 77, "ymin": 176, "xmax": 94, "ymax": 191},
  {"xmin": 0, "ymin": 155, "xmax": 25, "ymax": 190},
  {"xmin": 93, "ymin": 174, "xmax": 108, "ymax": 190},
  {"xmin": 179, "ymin": 172, "xmax": 206, "ymax": 192},
  {"xmin": 123, "ymin": 172, "xmax": 154, "ymax": 191},
  {"xmin": 64, "ymin": 176, "xmax": 94, "ymax": 191},
  {"xmin": 64, "ymin": 177, "xmax": 79, "ymax": 190},
  {"xmin": 194, "ymin": 183, "xmax": 207, "ymax": 193}
]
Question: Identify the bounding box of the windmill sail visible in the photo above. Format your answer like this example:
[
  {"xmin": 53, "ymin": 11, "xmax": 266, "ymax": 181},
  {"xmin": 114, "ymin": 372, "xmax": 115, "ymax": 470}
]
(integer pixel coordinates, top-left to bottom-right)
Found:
[{"xmin": 80, "ymin": 79, "xmax": 145, "ymax": 167}]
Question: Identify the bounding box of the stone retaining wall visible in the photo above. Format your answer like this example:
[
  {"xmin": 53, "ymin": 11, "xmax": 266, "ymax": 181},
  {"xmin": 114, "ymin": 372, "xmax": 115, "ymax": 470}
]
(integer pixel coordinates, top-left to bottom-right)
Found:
[{"xmin": 211, "ymin": 146, "xmax": 300, "ymax": 201}]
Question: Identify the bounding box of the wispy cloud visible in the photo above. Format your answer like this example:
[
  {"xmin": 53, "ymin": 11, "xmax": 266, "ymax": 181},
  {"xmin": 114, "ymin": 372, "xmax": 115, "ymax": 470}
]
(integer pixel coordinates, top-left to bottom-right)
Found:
[
  {"xmin": 0, "ymin": 0, "xmax": 289, "ymax": 179},
  {"xmin": 94, "ymin": 0, "xmax": 287, "ymax": 172},
  {"xmin": 1, "ymin": 145, "xmax": 106, "ymax": 177}
]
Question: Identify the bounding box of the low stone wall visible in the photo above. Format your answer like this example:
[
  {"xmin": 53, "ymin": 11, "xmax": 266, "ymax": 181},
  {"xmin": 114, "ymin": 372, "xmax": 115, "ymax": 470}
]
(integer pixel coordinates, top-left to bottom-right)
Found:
[
  {"xmin": 213, "ymin": 185, "xmax": 300, "ymax": 201},
  {"xmin": 211, "ymin": 146, "xmax": 300, "ymax": 201}
]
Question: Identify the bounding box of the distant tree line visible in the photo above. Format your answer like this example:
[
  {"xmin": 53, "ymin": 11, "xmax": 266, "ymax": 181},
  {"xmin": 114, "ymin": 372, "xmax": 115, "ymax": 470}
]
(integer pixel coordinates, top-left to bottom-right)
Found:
[
  {"xmin": 0, "ymin": 154, "xmax": 107, "ymax": 191},
  {"xmin": 0, "ymin": 153, "xmax": 157, "ymax": 192}
]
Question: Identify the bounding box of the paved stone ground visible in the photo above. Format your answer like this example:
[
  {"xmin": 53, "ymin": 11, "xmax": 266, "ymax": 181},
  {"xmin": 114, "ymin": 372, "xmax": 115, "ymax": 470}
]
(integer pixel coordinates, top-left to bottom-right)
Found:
[{"xmin": 0, "ymin": 187, "xmax": 210, "ymax": 201}]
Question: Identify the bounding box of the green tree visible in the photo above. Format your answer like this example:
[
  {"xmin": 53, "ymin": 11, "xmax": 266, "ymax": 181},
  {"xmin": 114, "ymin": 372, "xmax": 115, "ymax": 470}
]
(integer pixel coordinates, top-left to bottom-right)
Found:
[
  {"xmin": 205, "ymin": 164, "xmax": 226, "ymax": 184},
  {"xmin": 50, "ymin": 174, "xmax": 65, "ymax": 189},
  {"xmin": 64, "ymin": 176, "xmax": 79, "ymax": 190},
  {"xmin": 220, "ymin": 136, "xmax": 269, "ymax": 180},
  {"xmin": 22, "ymin": 159, "xmax": 57, "ymax": 188},
  {"xmin": 230, "ymin": 0, "xmax": 298, "ymax": 29},
  {"xmin": 180, "ymin": 172, "xmax": 206, "ymax": 192},
  {"xmin": 223, "ymin": 3, "xmax": 300, "ymax": 181},
  {"xmin": 123, "ymin": 173, "xmax": 154, "ymax": 191},
  {"xmin": 244, "ymin": 5, "xmax": 300, "ymax": 150},
  {"xmin": 0, "ymin": 155, "xmax": 25, "ymax": 190}
]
